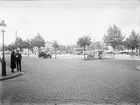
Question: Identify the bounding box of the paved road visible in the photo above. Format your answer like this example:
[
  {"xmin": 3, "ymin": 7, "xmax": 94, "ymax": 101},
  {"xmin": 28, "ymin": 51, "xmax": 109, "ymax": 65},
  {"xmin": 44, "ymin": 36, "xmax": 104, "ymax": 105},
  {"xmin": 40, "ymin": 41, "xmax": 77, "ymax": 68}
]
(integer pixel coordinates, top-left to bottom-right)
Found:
[{"xmin": 1, "ymin": 55, "xmax": 140, "ymax": 104}]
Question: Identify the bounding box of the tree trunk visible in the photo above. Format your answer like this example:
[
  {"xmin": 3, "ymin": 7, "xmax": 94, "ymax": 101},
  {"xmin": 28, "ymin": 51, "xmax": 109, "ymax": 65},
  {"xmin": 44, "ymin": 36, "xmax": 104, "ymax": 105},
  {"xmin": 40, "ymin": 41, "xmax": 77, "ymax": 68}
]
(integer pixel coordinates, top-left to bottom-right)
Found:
[
  {"xmin": 113, "ymin": 46, "xmax": 115, "ymax": 59},
  {"xmin": 131, "ymin": 49, "xmax": 133, "ymax": 56},
  {"xmin": 139, "ymin": 48, "xmax": 140, "ymax": 56},
  {"xmin": 113, "ymin": 48, "xmax": 115, "ymax": 59},
  {"xmin": 31, "ymin": 48, "xmax": 33, "ymax": 53},
  {"xmin": 38, "ymin": 49, "xmax": 39, "ymax": 55},
  {"xmin": 28, "ymin": 48, "xmax": 29, "ymax": 56},
  {"xmin": 84, "ymin": 46, "xmax": 85, "ymax": 60},
  {"xmin": 128, "ymin": 48, "xmax": 129, "ymax": 52},
  {"xmin": 55, "ymin": 53, "xmax": 56, "ymax": 59},
  {"xmin": 55, "ymin": 49, "xmax": 57, "ymax": 59}
]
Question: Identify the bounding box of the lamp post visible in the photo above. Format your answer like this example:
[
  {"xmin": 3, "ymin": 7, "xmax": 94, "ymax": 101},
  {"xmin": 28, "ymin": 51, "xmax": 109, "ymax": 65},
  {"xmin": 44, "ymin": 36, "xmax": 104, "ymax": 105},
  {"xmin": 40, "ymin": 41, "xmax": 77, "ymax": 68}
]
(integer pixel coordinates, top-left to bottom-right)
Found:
[{"xmin": 0, "ymin": 20, "xmax": 7, "ymax": 76}]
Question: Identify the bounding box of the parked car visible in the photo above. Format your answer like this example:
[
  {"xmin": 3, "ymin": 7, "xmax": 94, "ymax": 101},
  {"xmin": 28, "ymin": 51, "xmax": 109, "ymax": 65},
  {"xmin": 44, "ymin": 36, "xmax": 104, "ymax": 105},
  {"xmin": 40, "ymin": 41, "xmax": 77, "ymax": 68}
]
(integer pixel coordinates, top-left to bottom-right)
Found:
[
  {"xmin": 119, "ymin": 51, "xmax": 130, "ymax": 55},
  {"xmin": 38, "ymin": 52, "xmax": 52, "ymax": 58}
]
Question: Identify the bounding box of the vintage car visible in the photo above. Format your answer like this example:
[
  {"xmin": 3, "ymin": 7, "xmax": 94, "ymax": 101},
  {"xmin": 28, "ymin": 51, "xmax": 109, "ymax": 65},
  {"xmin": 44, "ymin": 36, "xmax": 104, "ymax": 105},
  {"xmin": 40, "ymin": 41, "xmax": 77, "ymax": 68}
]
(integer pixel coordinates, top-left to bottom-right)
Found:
[
  {"xmin": 38, "ymin": 52, "xmax": 52, "ymax": 58},
  {"xmin": 119, "ymin": 51, "xmax": 130, "ymax": 55}
]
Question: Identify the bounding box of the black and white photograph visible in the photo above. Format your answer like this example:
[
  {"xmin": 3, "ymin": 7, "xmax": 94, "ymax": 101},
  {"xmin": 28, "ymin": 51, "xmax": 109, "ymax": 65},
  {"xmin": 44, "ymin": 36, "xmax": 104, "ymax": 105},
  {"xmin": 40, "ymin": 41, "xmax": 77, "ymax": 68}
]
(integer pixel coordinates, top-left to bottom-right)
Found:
[{"xmin": 0, "ymin": 0, "xmax": 140, "ymax": 105}]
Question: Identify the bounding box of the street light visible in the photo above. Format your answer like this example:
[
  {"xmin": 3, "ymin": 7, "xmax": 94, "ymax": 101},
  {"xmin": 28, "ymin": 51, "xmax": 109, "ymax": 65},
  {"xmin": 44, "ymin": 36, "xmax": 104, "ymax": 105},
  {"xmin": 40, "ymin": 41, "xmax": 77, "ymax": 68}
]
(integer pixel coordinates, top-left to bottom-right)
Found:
[{"xmin": 0, "ymin": 20, "xmax": 7, "ymax": 76}]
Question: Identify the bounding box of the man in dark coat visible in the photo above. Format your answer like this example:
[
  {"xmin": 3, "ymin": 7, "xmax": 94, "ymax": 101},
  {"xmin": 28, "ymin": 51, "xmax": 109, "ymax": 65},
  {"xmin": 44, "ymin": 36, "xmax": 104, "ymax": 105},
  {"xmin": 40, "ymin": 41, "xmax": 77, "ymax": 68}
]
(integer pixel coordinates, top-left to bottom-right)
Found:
[
  {"xmin": 16, "ymin": 50, "xmax": 22, "ymax": 71},
  {"xmin": 10, "ymin": 51, "xmax": 16, "ymax": 72}
]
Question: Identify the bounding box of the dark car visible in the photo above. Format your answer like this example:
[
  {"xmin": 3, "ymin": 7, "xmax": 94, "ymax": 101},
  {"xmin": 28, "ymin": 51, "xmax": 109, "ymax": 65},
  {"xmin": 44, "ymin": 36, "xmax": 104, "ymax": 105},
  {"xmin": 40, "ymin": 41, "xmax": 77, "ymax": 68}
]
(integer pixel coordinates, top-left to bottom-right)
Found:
[
  {"xmin": 120, "ymin": 51, "xmax": 130, "ymax": 55},
  {"xmin": 38, "ymin": 52, "xmax": 52, "ymax": 58}
]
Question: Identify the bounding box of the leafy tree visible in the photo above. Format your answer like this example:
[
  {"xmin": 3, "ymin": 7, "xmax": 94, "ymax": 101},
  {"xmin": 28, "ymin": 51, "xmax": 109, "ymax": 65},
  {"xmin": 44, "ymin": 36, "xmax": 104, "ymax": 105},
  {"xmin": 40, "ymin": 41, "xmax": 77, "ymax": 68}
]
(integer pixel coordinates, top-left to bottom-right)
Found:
[
  {"xmin": 124, "ymin": 38, "xmax": 131, "ymax": 51},
  {"xmin": 52, "ymin": 40, "xmax": 59, "ymax": 58},
  {"xmin": 58, "ymin": 45, "xmax": 66, "ymax": 52},
  {"xmin": 95, "ymin": 41, "xmax": 102, "ymax": 50},
  {"xmin": 31, "ymin": 33, "xmax": 45, "ymax": 51},
  {"xmin": 127, "ymin": 30, "xmax": 139, "ymax": 52},
  {"xmin": 23, "ymin": 40, "xmax": 29, "ymax": 49},
  {"xmin": 1, "ymin": 45, "xmax": 8, "ymax": 51},
  {"xmin": 103, "ymin": 24, "xmax": 125, "ymax": 50},
  {"xmin": 104, "ymin": 45, "xmax": 109, "ymax": 51},
  {"xmin": 29, "ymin": 39, "xmax": 36, "ymax": 53},
  {"xmin": 118, "ymin": 45, "xmax": 125, "ymax": 51},
  {"xmin": 65, "ymin": 45, "xmax": 74, "ymax": 53},
  {"xmin": 77, "ymin": 36, "xmax": 91, "ymax": 59},
  {"xmin": 15, "ymin": 37, "xmax": 24, "ymax": 51},
  {"xmin": 103, "ymin": 24, "xmax": 125, "ymax": 58},
  {"xmin": 88, "ymin": 41, "xmax": 106, "ymax": 51},
  {"xmin": 137, "ymin": 35, "xmax": 140, "ymax": 55},
  {"xmin": 1, "ymin": 43, "xmax": 16, "ymax": 51},
  {"xmin": 88, "ymin": 41, "xmax": 95, "ymax": 51},
  {"xmin": 23, "ymin": 39, "xmax": 32, "ymax": 56}
]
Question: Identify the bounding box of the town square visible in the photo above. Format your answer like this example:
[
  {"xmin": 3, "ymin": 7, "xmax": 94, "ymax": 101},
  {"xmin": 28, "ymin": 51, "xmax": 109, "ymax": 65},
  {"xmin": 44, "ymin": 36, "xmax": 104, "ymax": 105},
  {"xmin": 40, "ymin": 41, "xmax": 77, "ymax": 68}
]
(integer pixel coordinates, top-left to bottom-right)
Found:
[{"xmin": 0, "ymin": 0, "xmax": 140, "ymax": 105}]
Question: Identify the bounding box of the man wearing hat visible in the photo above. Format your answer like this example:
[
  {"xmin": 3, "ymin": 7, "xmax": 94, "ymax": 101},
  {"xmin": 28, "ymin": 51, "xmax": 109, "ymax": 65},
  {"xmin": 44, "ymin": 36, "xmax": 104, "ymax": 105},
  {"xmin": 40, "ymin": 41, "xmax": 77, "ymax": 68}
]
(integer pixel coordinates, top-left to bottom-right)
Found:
[{"xmin": 16, "ymin": 48, "xmax": 22, "ymax": 71}]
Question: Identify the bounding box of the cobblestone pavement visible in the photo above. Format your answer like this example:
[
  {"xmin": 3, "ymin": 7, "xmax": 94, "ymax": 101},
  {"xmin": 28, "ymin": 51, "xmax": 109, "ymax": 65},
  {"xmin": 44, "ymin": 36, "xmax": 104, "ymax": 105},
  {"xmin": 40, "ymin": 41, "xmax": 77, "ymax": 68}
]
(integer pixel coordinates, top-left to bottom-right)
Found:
[{"xmin": 1, "ymin": 56, "xmax": 140, "ymax": 104}]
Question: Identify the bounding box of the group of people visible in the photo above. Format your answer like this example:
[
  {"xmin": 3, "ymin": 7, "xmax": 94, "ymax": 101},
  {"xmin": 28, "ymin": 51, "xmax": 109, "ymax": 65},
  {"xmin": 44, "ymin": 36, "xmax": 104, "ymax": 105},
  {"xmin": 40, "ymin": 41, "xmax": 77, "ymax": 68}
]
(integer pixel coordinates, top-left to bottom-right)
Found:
[{"xmin": 10, "ymin": 49, "xmax": 22, "ymax": 72}]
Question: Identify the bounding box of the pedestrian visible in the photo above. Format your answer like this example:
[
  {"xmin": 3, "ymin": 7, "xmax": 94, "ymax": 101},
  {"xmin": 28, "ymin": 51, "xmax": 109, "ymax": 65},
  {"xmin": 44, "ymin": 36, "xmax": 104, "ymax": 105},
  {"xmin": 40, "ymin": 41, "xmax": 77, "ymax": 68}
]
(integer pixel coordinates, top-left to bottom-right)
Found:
[
  {"xmin": 10, "ymin": 51, "xmax": 16, "ymax": 72},
  {"xmin": 16, "ymin": 49, "xmax": 22, "ymax": 71}
]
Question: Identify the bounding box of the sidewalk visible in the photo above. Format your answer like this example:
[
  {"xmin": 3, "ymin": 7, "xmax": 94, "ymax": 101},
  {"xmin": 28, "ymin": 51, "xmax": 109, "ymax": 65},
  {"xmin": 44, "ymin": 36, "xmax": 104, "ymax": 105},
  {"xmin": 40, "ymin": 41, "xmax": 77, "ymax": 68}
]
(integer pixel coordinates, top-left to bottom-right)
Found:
[{"xmin": 0, "ymin": 61, "xmax": 24, "ymax": 81}]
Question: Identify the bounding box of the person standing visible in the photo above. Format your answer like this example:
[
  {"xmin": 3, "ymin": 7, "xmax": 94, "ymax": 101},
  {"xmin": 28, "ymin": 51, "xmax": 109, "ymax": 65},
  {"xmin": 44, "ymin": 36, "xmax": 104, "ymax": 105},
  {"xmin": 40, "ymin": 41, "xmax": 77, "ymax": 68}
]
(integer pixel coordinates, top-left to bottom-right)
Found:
[
  {"xmin": 10, "ymin": 51, "xmax": 16, "ymax": 72},
  {"xmin": 16, "ymin": 49, "xmax": 22, "ymax": 71}
]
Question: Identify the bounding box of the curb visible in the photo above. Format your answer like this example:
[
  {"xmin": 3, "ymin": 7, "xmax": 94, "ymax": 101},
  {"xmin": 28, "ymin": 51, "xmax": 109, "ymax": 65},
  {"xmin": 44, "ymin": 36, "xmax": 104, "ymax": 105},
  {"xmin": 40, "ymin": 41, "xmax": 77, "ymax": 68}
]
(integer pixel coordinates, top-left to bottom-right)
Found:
[
  {"xmin": 135, "ymin": 66, "xmax": 140, "ymax": 71},
  {"xmin": 0, "ymin": 72, "xmax": 24, "ymax": 81}
]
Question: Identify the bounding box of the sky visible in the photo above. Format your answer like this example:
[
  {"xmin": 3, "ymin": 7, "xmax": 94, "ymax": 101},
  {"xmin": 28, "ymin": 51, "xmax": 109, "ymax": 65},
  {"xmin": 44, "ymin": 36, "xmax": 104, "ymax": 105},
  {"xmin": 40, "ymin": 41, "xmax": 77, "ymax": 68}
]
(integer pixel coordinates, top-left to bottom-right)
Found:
[{"xmin": 0, "ymin": 0, "xmax": 139, "ymax": 45}]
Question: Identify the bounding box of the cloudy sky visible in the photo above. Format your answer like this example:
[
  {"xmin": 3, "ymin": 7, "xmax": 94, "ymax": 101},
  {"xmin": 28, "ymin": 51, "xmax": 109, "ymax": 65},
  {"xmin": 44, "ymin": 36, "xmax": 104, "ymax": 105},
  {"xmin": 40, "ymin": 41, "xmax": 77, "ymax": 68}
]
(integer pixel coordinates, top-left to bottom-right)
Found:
[{"xmin": 0, "ymin": 0, "xmax": 139, "ymax": 45}]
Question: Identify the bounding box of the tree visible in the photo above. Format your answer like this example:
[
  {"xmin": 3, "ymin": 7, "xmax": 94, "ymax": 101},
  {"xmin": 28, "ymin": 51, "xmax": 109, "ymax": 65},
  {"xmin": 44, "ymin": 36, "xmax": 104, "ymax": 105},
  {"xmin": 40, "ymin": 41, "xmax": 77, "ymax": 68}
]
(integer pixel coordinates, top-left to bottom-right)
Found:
[
  {"xmin": 118, "ymin": 44, "xmax": 125, "ymax": 51},
  {"xmin": 95, "ymin": 41, "xmax": 102, "ymax": 50},
  {"xmin": 88, "ymin": 41, "xmax": 95, "ymax": 51},
  {"xmin": 8, "ymin": 43, "xmax": 16, "ymax": 51},
  {"xmin": 88, "ymin": 41, "xmax": 102, "ymax": 51},
  {"xmin": 52, "ymin": 40, "xmax": 59, "ymax": 58},
  {"xmin": 31, "ymin": 33, "xmax": 45, "ymax": 51},
  {"xmin": 23, "ymin": 39, "xmax": 32, "ymax": 56},
  {"xmin": 124, "ymin": 38, "xmax": 131, "ymax": 50},
  {"xmin": 29, "ymin": 39, "xmax": 35, "ymax": 53},
  {"xmin": 102, "ymin": 43, "xmax": 109, "ymax": 51},
  {"xmin": 103, "ymin": 24, "xmax": 125, "ymax": 50},
  {"xmin": 1, "ymin": 43, "xmax": 16, "ymax": 51},
  {"xmin": 137, "ymin": 34, "xmax": 140, "ymax": 56},
  {"xmin": 1, "ymin": 45, "xmax": 9, "ymax": 51},
  {"xmin": 65, "ymin": 45, "xmax": 77, "ymax": 54},
  {"xmin": 58, "ymin": 45, "xmax": 66, "ymax": 52},
  {"xmin": 103, "ymin": 24, "xmax": 125, "ymax": 58},
  {"xmin": 127, "ymin": 30, "xmax": 139, "ymax": 52},
  {"xmin": 15, "ymin": 37, "xmax": 24, "ymax": 51},
  {"xmin": 77, "ymin": 36, "xmax": 91, "ymax": 59}
]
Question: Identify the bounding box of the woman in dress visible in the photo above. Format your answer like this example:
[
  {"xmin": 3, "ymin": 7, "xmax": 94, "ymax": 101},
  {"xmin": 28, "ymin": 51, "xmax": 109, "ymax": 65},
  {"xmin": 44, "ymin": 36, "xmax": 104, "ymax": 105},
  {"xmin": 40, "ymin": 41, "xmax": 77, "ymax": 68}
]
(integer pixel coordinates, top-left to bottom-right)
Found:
[{"xmin": 10, "ymin": 51, "xmax": 16, "ymax": 72}]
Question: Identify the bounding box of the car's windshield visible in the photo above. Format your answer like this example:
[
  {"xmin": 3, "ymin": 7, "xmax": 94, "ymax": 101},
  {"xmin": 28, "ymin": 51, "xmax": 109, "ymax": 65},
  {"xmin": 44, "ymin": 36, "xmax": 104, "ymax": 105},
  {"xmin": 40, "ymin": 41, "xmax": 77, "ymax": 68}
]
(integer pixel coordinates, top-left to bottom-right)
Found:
[{"xmin": 0, "ymin": 0, "xmax": 140, "ymax": 105}]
